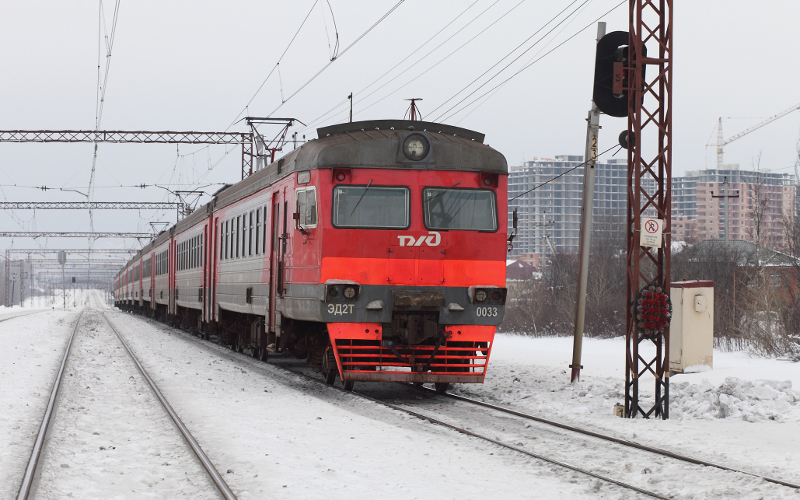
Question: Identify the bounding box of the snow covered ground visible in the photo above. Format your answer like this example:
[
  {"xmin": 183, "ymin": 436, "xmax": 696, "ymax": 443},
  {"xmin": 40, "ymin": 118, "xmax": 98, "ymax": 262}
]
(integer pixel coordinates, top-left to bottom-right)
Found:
[
  {"xmin": 2, "ymin": 292, "xmax": 800, "ymax": 498},
  {"xmin": 456, "ymin": 334, "xmax": 800, "ymax": 487}
]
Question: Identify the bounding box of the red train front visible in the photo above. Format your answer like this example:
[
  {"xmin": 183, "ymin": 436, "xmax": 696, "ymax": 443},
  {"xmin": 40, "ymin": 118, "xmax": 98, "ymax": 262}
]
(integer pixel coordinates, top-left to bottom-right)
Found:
[
  {"xmin": 289, "ymin": 121, "xmax": 508, "ymax": 392},
  {"xmin": 115, "ymin": 119, "xmax": 508, "ymax": 393}
]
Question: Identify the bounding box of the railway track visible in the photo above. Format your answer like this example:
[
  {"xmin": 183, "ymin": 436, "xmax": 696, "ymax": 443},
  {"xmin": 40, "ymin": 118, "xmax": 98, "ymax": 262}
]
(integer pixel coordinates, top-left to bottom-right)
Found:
[
  {"xmin": 120, "ymin": 312, "xmax": 800, "ymax": 498},
  {"xmin": 417, "ymin": 386, "xmax": 800, "ymax": 491},
  {"xmin": 0, "ymin": 309, "xmax": 46, "ymax": 324},
  {"xmin": 132, "ymin": 317, "xmax": 664, "ymax": 499},
  {"xmin": 16, "ymin": 308, "xmax": 237, "ymax": 500}
]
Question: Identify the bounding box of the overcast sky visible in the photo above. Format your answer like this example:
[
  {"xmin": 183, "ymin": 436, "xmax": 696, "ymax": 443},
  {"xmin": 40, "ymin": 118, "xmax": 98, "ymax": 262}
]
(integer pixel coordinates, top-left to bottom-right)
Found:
[{"xmin": 1, "ymin": 0, "xmax": 799, "ymax": 251}]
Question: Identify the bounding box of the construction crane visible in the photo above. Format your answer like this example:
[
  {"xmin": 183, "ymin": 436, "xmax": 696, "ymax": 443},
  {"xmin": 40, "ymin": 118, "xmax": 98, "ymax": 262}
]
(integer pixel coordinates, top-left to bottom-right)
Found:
[{"xmin": 713, "ymin": 102, "xmax": 800, "ymax": 169}]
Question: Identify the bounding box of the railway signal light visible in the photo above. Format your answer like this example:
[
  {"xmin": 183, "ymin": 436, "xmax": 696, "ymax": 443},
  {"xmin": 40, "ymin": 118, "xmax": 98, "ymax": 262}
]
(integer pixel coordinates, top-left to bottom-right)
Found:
[{"xmin": 592, "ymin": 31, "xmax": 646, "ymax": 118}]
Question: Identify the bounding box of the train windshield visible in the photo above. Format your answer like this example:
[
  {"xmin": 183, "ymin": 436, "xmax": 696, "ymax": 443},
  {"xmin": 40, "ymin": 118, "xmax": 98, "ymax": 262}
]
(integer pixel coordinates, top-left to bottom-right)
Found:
[
  {"xmin": 422, "ymin": 187, "xmax": 497, "ymax": 231},
  {"xmin": 332, "ymin": 185, "xmax": 410, "ymax": 229}
]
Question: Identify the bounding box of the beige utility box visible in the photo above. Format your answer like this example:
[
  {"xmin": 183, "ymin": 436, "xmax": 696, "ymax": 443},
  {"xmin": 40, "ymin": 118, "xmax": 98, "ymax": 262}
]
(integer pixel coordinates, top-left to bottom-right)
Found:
[{"xmin": 669, "ymin": 280, "xmax": 714, "ymax": 374}]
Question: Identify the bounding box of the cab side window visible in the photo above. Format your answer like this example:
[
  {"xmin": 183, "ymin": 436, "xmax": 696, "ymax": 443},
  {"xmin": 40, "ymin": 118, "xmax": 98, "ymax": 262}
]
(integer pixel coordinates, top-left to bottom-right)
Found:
[{"xmin": 296, "ymin": 188, "xmax": 318, "ymax": 228}]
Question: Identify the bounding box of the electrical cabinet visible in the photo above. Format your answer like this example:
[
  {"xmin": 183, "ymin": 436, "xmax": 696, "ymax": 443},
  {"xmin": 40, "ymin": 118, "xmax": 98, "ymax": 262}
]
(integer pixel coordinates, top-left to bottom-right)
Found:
[{"xmin": 669, "ymin": 280, "xmax": 714, "ymax": 374}]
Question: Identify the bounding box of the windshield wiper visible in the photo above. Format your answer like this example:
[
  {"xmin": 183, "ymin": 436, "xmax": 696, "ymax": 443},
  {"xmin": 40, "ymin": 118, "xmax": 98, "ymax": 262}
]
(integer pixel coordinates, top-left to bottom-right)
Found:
[
  {"xmin": 425, "ymin": 181, "xmax": 461, "ymax": 204},
  {"xmin": 349, "ymin": 179, "xmax": 373, "ymax": 216}
]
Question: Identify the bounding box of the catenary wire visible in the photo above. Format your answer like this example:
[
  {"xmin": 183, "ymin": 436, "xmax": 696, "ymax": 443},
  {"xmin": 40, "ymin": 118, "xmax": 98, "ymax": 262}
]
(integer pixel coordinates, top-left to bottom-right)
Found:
[
  {"xmin": 314, "ymin": 0, "xmax": 520, "ymax": 130},
  {"xmin": 433, "ymin": 0, "xmax": 594, "ymax": 122},
  {"xmin": 267, "ymin": 0, "xmax": 406, "ymax": 117},
  {"xmin": 440, "ymin": 0, "xmax": 625, "ymax": 122},
  {"xmin": 296, "ymin": 0, "xmax": 483, "ymax": 133},
  {"xmin": 428, "ymin": 0, "xmax": 584, "ymax": 120}
]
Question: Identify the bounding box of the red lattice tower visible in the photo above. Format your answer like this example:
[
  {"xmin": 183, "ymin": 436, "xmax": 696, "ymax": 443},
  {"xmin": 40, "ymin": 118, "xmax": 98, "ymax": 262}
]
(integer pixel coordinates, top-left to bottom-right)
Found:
[{"xmin": 625, "ymin": 0, "xmax": 673, "ymax": 419}]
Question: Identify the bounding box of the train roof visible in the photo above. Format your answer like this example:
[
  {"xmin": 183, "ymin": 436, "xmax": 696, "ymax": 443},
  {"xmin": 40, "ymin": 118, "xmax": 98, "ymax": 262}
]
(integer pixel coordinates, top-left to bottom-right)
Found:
[{"xmin": 214, "ymin": 120, "xmax": 507, "ymax": 212}]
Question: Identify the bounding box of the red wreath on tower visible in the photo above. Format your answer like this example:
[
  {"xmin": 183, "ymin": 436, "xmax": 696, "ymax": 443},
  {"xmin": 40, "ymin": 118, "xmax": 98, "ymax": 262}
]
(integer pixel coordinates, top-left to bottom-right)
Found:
[{"xmin": 635, "ymin": 282, "xmax": 672, "ymax": 339}]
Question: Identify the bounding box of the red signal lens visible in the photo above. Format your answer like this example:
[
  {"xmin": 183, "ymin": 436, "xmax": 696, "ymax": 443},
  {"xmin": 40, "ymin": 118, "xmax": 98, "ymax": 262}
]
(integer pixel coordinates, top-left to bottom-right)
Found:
[
  {"xmin": 336, "ymin": 172, "xmax": 346, "ymax": 181},
  {"xmin": 491, "ymin": 291, "xmax": 502, "ymax": 301}
]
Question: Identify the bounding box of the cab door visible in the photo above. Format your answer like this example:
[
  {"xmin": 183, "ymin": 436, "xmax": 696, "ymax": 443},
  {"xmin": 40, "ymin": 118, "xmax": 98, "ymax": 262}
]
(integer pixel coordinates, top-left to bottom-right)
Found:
[{"xmin": 268, "ymin": 192, "xmax": 283, "ymax": 335}]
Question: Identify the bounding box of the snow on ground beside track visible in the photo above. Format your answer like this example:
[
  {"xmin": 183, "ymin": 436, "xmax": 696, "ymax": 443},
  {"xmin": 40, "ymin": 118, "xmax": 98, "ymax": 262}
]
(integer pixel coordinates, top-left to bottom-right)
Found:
[
  {"xmin": 34, "ymin": 306, "xmax": 219, "ymax": 500},
  {"xmin": 453, "ymin": 333, "xmax": 800, "ymax": 484},
  {"xmin": 0, "ymin": 309, "xmax": 78, "ymax": 499},
  {"xmin": 108, "ymin": 311, "xmax": 624, "ymax": 500}
]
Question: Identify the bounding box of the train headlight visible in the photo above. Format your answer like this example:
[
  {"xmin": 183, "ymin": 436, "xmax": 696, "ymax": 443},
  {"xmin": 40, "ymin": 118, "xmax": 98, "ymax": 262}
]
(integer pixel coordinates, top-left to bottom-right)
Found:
[
  {"xmin": 343, "ymin": 286, "xmax": 356, "ymax": 299},
  {"xmin": 475, "ymin": 290, "xmax": 487, "ymax": 302},
  {"xmin": 402, "ymin": 133, "xmax": 430, "ymax": 161},
  {"xmin": 328, "ymin": 287, "xmax": 339, "ymax": 297}
]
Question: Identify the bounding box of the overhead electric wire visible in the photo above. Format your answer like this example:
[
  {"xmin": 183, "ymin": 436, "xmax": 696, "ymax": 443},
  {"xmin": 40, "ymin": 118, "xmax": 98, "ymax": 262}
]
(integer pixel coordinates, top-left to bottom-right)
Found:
[
  {"xmin": 267, "ymin": 0, "xmax": 406, "ymax": 117},
  {"xmin": 509, "ymin": 145, "xmax": 618, "ymax": 202},
  {"xmin": 440, "ymin": 0, "xmax": 626, "ymax": 122},
  {"xmin": 432, "ymin": 0, "xmax": 591, "ymax": 122},
  {"xmin": 228, "ymin": 0, "xmax": 320, "ymax": 129},
  {"xmin": 296, "ymin": 0, "xmax": 483, "ymax": 132},
  {"xmin": 88, "ymin": 0, "xmax": 122, "ymax": 235},
  {"xmin": 314, "ymin": 0, "xmax": 522, "ymax": 130}
]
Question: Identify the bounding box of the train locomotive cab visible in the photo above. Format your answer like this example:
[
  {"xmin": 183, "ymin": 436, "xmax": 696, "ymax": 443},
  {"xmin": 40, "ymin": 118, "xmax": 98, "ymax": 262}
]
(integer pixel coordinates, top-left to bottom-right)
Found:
[{"xmin": 281, "ymin": 120, "xmax": 508, "ymax": 391}]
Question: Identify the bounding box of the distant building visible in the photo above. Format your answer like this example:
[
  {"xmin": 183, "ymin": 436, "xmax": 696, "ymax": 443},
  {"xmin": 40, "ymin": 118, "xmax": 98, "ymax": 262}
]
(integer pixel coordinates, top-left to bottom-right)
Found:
[
  {"xmin": 509, "ymin": 159, "xmax": 796, "ymax": 260},
  {"xmin": 508, "ymin": 156, "xmax": 651, "ymax": 258},
  {"xmin": 671, "ymin": 168, "xmax": 795, "ymax": 249}
]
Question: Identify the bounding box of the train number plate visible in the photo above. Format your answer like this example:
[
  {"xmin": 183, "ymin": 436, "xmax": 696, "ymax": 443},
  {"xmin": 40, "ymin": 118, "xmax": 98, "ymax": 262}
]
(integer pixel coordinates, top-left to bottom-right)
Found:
[{"xmin": 476, "ymin": 306, "xmax": 498, "ymax": 317}]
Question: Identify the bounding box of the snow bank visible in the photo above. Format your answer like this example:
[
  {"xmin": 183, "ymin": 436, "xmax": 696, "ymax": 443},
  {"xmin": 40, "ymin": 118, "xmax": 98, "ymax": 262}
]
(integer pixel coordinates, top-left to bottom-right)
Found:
[{"xmin": 671, "ymin": 377, "xmax": 800, "ymax": 422}]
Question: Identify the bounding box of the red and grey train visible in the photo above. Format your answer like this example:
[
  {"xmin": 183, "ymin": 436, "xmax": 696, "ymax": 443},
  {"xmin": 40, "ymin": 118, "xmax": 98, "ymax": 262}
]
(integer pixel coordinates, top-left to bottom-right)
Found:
[{"xmin": 115, "ymin": 120, "xmax": 509, "ymax": 392}]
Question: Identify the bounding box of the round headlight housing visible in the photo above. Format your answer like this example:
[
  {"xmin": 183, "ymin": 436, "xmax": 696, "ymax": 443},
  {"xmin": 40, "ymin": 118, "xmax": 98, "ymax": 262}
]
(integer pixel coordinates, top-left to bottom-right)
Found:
[
  {"xmin": 328, "ymin": 287, "xmax": 339, "ymax": 297},
  {"xmin": 475, "ymin": 290, "xmax": 487, "ymax": 302},
  {"xmin": 343, "ymin": 286, "xmax": 356, "ymax": 299},
  {"xmin": 402, "ymin": 133, "xmax": 430, "ymax": 161}
]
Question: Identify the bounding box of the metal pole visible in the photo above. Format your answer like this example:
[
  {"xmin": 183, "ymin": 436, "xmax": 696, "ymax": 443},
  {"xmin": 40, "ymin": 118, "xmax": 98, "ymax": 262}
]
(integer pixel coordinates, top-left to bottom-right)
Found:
[
  {"xmin": 62, "ymin": 265, "xmax": 65, "ymax": 310},
  {"xmin": 570, "ymin": 22, "xmax": 605, "ymax": 384}
]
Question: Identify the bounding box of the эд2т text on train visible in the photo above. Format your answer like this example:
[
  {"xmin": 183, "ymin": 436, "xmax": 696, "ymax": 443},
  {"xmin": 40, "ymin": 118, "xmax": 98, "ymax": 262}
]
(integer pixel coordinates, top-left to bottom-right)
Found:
[{"xmin": 115, "ymin": 119, "xmax": 509, "ymax": 393}]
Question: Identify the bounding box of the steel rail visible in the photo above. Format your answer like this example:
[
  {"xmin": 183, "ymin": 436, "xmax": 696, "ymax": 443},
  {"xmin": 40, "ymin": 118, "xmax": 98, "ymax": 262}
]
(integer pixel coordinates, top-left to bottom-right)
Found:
[
  {"xmin": 118, "ymin": 311, "xmax": 800, "ymax": 495},
  {"xmin": 351, "ymin": 391, "xmax": 669, "ymax": 499},
  {"xmin": 102, "ymin": 313, "xmax": 237, "ymax": 500},
  {"xmin": 0, "ymin": 310, "xmax": 45, "ymax": 324},
  {"xmin": 424, "ymin": 387, "xmax": 800, "ymax": 491},
  {"xmin": 135, "ymin": 318, "xmax": 667, "ymax": 500},
  {"xmin": 17, "ymin": 310, "xmax": 85, "ymax": 500}
]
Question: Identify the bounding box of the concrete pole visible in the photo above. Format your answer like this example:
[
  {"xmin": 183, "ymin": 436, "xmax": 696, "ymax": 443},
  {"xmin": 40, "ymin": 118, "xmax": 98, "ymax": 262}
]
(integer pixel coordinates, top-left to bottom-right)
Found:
[
  {"xmin": 724, "ymin": 177, "xmax": 730, "ymax": 245},
  {"xmin": 571, "ymin": 22, "xmax": 605, "ymax": 384}
]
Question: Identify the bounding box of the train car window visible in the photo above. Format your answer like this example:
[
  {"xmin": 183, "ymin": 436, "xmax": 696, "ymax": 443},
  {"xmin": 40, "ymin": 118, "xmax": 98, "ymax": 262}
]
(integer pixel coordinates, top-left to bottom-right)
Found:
[
  {"xmin": 294, "ymin": 188, "xmax": 318, "ymax": 228},
  {"xmin": 223, "ymin": 222, "xmax": 227, "ymax": 260},
  {"xmin": 332, "ymin": 185, "xmax": 409, "ymax": 229},
  {"xmin": 255, "ymin": 210, "xmax": 260, "ymax": 255},
  {"xmin": 243, "ymin": 214, "xmax": 249, "ymax": 257},
  {"xmin": 236, "ymin": 216, "xmax": 241, "ymax": 258},
  {"xmin": 249, "ymin": 211, "xmax": 254, "ymax": 256},
  {"xmin": 263, "ymin": 206, "xmax": 268, "ymax": 254},
  {"xmin": 422, "ymin": 187, "xmax": 498, "ymax": 232}
]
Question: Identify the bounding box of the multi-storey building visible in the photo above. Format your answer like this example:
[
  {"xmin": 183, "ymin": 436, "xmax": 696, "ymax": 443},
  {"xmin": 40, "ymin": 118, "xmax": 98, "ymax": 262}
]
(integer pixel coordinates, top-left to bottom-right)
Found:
[
  {"xmin": 508, "ymin": 156, "xmax": 637, "ymax": 262},
  {"xmin": 508, "ymin": 159, "xmax": 796, "ymax": 263},
  {"xmin": 671, "ymin": 168, "xmax": 795, "ymax": 248}
]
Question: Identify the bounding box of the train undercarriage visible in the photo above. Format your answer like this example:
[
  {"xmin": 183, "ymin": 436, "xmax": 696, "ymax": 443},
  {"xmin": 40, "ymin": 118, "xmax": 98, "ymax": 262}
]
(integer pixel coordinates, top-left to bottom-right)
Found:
[{"xmin": 116, "ymin": 297, "xmax": 493, "ymax": 394}]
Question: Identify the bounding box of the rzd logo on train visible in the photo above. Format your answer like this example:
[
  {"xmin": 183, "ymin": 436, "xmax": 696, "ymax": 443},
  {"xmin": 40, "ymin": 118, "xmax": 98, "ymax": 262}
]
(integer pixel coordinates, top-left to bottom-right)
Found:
[{"xmin": 397, "ymin": 231, "xmax": 441, "ymax": 247}]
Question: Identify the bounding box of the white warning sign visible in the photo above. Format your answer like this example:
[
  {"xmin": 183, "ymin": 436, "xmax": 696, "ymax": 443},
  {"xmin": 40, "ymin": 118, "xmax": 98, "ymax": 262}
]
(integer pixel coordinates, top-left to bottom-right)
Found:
[{"xmin": 640, "ymin": 218, "xmax": 663, "ymax": 248}]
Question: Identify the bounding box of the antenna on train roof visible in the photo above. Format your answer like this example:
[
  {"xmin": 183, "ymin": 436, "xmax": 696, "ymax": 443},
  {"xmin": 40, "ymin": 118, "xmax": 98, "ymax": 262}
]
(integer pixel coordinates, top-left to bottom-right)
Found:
[{"xmin": 404, "ymin": 98, "xmax": 423, "ymax": 121}]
